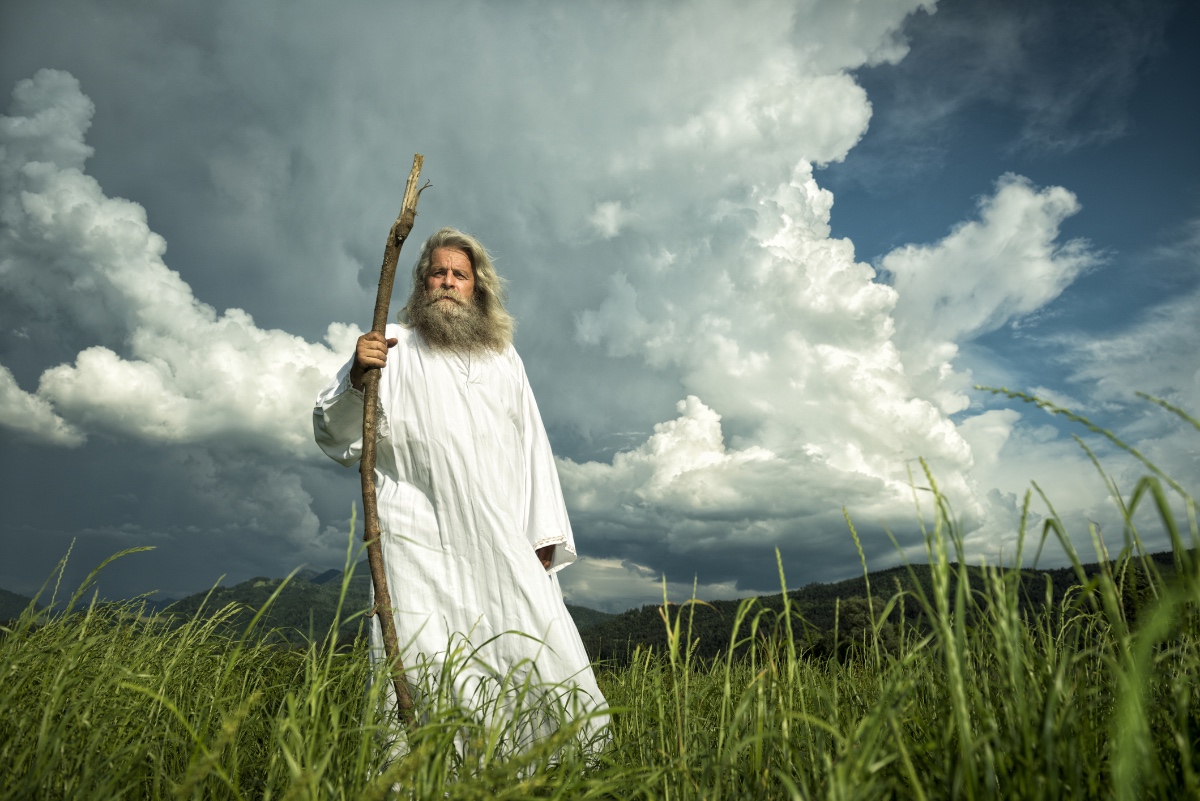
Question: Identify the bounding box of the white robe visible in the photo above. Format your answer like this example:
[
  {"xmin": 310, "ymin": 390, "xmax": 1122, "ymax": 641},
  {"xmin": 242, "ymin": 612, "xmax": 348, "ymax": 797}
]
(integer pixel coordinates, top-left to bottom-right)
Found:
[{"xmin": 313, "ymin": 324, "xmax": 607, "ymax": 742}]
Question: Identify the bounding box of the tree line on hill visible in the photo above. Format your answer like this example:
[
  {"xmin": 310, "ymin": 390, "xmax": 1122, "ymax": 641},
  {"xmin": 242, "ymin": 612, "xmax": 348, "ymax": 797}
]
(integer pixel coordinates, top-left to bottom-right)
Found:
[
  {"xmin": 1, "ymin": 550, "xmax": 1180, "ymax": 661},
  {"xmin": 579, "ymin": 549, "xmax": 1181, "ymax": 666},
  {"xmin": 0, "ymin": 562, "xmax": 617, "ymax": 650}
]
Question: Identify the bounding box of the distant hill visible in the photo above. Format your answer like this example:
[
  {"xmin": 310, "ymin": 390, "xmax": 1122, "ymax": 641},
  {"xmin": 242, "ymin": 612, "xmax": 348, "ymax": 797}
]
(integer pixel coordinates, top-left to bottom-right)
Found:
[
  {"xmin": 157, "ymin": 561, "xmax": 613, "ymax": 646},
  {"xmin": 564, "ymin": 603, "xmax": 615, "ymax": 631},
  {"xmin": 4, "ymin": 550, "xmax": 1177, "ymax": 658},
  {"xmin": 0, "ymin": 588, "xmax": 40, "ymax": 620},
  {"xmin": 581, "ymin": 549, "xmax": 1184, "ymax": 665},
  {"xmin": 161, "ymin": 572, "xmax": 370, "ymax": 646}
]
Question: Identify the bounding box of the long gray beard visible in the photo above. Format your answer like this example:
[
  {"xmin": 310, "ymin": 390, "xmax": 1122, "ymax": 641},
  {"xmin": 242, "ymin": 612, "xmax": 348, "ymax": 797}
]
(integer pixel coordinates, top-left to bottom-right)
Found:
[{"xmin": 409, "ymin": 290, "xmax": 494, "ymax": 353}]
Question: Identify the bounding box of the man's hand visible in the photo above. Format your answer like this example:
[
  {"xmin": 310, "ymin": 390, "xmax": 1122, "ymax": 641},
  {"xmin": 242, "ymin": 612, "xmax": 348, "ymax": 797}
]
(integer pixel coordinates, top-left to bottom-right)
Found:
[
  {"xmin": 536, "ymin": 544, "xmax": 556, "ymax": 571},
  {"xmin": 350, "ymin": 331, "xmax": 398, "ymax": 390}
]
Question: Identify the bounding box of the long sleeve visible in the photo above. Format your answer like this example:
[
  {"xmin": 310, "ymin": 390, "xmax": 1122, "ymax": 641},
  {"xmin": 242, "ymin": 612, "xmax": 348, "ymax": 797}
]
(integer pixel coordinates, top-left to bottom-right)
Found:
[
  {"xmin": 313, "ymin": 358, "xmax": 369, "ymax": 466},
  {"xmin": 516, "ymin": 356, "xmax": 578, "ymax": 574}
]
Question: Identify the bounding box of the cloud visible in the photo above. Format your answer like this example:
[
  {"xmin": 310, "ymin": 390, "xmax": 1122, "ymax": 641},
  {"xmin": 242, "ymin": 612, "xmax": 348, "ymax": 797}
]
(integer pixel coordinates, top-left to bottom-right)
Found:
[
  {"xmin": 563, "ymin": 162, "xmax": 1146, "ymax": 591},
  {"xmin": 565, "ymin": 159, "xmax": 995, "ymax": 588},
  {"xmin": 0, "ymin": 67, "xmax": 94, "ymax": 171},
  {"xmin": 0, "ymin": 364, "xmax": 84, "ymax": 446},
  {"xmin": 0, "ymin": 70, "xmax": 359, "ymax": 457},
  {"xmin": 884, "ymin": 173, "xmax": 1099, "ymax": 398},
  {"xmin": 1044, "ymin": 285, "xmax": 1200, "ymax": 496},
  {"xmin": 559, "ymin": 555, "xmax": 754, "ymax": 614},
  {"xmin": 657, "ymin": 66, "xmax": 872, "ymax": 169},
  {"xmin": 588, "ymin": 202, "xmax": 631, "ymax": 240},
  {"xmin": 886, "ymin": 175, "xmax": 1095, "ymax": 344},
  {"xmin": 1065, "ymin": 289, "xmax": 1200, "ymax": 409},
  {"xmin": 561, "ymin": 396, "xmax": 777, "ymax": 518}
]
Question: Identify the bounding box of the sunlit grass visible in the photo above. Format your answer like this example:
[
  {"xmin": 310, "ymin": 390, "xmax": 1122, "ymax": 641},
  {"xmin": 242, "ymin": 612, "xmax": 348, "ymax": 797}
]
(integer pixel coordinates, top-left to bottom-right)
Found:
[{"xmin": 2, "ymin": 394, "xmax": 1198, "ymax": 799}]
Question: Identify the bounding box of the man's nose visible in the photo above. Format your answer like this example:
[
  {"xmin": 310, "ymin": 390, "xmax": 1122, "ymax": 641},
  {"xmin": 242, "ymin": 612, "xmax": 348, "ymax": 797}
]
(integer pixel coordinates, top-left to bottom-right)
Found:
[{"xmin": 441, "ymin": 273, "xmax": 457, "ymax": 288}]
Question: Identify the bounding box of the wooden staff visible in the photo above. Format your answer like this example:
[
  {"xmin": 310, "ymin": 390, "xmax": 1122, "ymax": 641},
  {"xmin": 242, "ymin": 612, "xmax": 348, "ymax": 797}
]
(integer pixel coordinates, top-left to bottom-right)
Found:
[{"xmin": 362, "ymin": 154, "xmax": 427, "ymax": 726}]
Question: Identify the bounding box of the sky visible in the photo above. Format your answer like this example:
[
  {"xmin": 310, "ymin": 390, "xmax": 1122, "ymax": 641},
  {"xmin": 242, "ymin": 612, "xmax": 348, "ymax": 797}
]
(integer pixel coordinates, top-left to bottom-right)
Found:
[{"xmin": 1, "ymin": 0, "xmax": 1197, "ymax": 613}]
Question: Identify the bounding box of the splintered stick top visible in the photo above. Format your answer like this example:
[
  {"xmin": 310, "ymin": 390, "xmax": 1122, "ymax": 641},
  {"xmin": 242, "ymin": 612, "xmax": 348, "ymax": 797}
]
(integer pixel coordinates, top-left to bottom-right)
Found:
[{"xmin": 372, "ymin": 154, "xmax": 425, "ymax": 335}]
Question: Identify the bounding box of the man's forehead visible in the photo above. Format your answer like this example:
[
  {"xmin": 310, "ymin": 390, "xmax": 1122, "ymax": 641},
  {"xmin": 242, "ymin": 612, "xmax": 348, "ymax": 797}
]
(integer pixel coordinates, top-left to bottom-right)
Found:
[{"xmin": 431, "ymin": 246, "xmax": 471, "ymax": 267}]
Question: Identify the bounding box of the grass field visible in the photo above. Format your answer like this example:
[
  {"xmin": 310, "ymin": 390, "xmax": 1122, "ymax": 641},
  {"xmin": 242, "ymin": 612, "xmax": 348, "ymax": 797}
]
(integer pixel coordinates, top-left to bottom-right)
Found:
[{"xmin": 3, "ymin": 397, "xmax": 1198, "ymax": 800}]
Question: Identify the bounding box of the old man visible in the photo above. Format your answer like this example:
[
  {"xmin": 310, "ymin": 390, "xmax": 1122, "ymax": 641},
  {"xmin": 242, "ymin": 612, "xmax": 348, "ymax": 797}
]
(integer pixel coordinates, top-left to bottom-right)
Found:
[{"xmin": 313, "ymin": 227, "xmax": 607, "ymax": 744}]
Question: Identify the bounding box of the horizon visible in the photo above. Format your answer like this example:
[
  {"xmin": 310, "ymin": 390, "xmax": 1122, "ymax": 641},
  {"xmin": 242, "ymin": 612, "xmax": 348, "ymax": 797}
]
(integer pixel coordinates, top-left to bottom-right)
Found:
[{"xmin": 3, "ymin": 541, "xmax": 1183, "ymax": 619}]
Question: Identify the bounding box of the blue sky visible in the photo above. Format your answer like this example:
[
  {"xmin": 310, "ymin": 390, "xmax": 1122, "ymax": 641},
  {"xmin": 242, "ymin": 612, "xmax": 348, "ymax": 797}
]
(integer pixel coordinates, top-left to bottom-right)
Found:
[
  {"xmin": 830, "ymin": 0, "xmax": 1198, "ymax": 303},
  {"xmin": 826, "ymin": 0, "xmax": 1199, "ymax": 429},
  {"xmin": 1, "ymin": 0, "xmax": 1196, "ymax": 612}
]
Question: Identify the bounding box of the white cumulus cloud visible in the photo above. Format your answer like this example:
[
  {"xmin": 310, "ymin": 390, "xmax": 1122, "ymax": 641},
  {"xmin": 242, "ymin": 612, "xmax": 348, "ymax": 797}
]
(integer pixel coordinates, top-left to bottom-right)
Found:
[
  {"xmin": 886, "ymin": 173, "xmax": 1097, "ymax": 362},
  {"xmin": 0, "ymin": 70, "xmax": 358, "ymax": 457},
  {"xmin": 874, "ymin": 173, "xmax": 1100, "ymax": 421},
  {"xmin": 0, "ymin": 364, "xmax": 84, "ymax": 446},
  {"xmin": 567, "ymin": 157, "xmax": 1116, "ymax": 589},
  {"xmin": 566, "ymin": 158, "xmax": 1009, "ymax": 584}
]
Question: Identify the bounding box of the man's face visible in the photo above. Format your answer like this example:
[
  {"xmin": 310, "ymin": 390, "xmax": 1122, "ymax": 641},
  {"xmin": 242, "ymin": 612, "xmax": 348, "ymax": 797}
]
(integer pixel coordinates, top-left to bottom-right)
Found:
[{"xmin": 425, "ymin": 247, "xmax": 475, "ymax": 307}]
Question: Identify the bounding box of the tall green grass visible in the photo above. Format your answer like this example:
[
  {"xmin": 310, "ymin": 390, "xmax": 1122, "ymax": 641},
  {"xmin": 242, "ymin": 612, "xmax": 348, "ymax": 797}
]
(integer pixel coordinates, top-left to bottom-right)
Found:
[{"xmin": 3, "ymin": 395, "xmax": 1198, "ymax": 799}]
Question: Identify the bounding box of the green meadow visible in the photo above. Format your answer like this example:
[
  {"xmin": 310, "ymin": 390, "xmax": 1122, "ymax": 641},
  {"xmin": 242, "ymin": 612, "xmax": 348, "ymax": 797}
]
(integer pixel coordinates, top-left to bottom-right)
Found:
[{"xmin": 3, "ymin": 394, "xmax": 1198, "ymax": 800}]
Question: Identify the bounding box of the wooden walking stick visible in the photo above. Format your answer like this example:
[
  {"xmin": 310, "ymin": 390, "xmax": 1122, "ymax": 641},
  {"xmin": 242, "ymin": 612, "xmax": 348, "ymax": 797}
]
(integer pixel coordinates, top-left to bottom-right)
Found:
[{"xmin": 362, "ymin": 154, "xmax": 427, "ymax": 727}]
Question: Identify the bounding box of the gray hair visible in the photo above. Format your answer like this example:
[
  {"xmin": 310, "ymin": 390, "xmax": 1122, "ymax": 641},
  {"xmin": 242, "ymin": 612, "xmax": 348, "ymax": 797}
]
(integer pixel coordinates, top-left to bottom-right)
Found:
[{"xmin": 401, "ymin": 227, "xmax": 514, "ymax": 351}]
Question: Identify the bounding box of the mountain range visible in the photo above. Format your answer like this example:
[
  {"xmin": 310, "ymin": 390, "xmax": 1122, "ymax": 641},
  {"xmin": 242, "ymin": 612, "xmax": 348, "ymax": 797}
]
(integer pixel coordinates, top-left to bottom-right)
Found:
[
  {"xmin": 2, "ymin": 550, "xmax": 1180, "ymax": 661},
  {"xmin": 0, "ymin": 561, "xmax": 615, "ymax": 647}
]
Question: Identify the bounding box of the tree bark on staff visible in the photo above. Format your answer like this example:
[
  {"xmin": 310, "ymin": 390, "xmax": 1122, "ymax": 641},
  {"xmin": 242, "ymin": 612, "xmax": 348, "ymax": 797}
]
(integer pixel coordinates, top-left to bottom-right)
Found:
[{"xmin": 361, "ymin": 154, "xmax": 427, "ymax": 727}]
